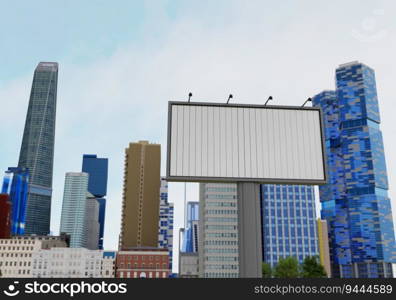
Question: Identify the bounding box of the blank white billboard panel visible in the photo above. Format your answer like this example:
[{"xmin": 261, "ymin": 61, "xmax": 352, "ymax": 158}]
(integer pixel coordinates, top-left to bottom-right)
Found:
[{"xmin": 167, "ymin": 102, "xmax": 326, "ymax": 184}]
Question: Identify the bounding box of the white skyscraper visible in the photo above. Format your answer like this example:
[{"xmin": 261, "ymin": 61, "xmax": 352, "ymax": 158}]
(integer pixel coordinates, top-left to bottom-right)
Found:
[
  {"xmin": 60, "ymin": 172, "xmax": 89, "ymax": 248},
  {"xmin": 198, "ymin": 183, "xmax": 239, "ymax": 278}
]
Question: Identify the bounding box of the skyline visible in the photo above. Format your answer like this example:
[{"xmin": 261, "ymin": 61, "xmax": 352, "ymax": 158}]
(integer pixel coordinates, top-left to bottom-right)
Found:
[{"xmin": 1, "ymin": 1, "xmax": 396, "ymax": 273}]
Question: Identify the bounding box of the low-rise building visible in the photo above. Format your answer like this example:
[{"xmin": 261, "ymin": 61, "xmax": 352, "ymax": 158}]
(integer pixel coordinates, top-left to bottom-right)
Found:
[
  {"xmin": 0, "ymin": 234, "xmax": 69, "ymax": 278},
  {"xmin": 32, "ymin": 248, "xmax": 115, "ymax": 278},
  {"xmin": 116, "ymin": 248, "xmax": 170, "ymax": 278},
  {"xmin": 179, "ymin": 252, "xmax": 198, "ymax": 278}
]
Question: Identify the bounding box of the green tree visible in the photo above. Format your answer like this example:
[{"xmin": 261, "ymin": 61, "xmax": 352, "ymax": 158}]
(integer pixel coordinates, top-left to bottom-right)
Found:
[
  {"xmin": 300, "ymin": 256, "xmax": 327, "ymax": 278},
  {"xmin": 273, "ymin": 257, "xmax": 300, "ymax": 278},
  {"xmin": 262, "ymin": 262, "xmax": 272, "ymax": 278}
]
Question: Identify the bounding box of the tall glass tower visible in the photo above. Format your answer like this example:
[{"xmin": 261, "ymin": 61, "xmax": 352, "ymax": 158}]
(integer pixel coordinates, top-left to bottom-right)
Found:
[
  {"xmin": 182, "ymin": 201, "xmax": 199, "ymax": 253},
  {"xmin": 260, "ymin": 184, "xmax": 319, "ymax": 268},
  {"xmin": 313, "ymin": 61, "xmax": 396, "ymax": 278},
  {"xmin": 82, "ymin": 154, "xmax": 108, "ymax": 249},
  {"xmin": 18, "ymin": 62, "xmax": 58, "ymax": 235}
]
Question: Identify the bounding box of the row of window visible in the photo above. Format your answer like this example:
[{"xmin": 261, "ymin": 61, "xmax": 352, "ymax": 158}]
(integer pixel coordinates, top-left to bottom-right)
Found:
[{"xmin": 205, "ymin": 209, "xmax": 237, "ymax": 214}]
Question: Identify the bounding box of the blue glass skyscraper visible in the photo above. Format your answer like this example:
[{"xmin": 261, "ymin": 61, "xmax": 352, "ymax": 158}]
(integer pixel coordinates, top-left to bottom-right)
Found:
[
  {"xmin": 260, "ymin": 184, "xmax": 319, "ymax": 267},
  {"xmin": 182, "ymin": 201, "xmax": 199, "ymax": 253},
  {"xmin": 313, "ymin": 61, "xmax": 396, "ymax": 278},
  {"xmin": 1, "ymin": 167, "xmax": 29, "ymax": 235},
  {"xmin": 18, "ymin": 62, "xmax": 58, "ymax": 235},
  {"xmin": 82, "ymin": 154, "xmax": 108, "ymax": 249}
]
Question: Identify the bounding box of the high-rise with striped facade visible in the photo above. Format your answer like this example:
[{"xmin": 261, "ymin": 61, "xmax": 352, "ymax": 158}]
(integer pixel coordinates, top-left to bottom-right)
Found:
[
  {"xmin": 199, "ymin": 183, "xmax": 239, "ymax": 278},
  {"xmin": 260, "ymin": 184, "xmax": 319, "ymax": 267}
]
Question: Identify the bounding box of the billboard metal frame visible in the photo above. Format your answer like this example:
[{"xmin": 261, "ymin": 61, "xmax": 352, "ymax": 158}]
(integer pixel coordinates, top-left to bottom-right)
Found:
[{"xmin": 166, "ymin": 101, "xmax": 327, "ymax": 185}]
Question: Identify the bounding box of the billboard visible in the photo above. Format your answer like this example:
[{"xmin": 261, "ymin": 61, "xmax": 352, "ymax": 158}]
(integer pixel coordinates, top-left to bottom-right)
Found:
[{"xmin": 166, "ymin": 102, "xmax": 326, "ymax": 184}]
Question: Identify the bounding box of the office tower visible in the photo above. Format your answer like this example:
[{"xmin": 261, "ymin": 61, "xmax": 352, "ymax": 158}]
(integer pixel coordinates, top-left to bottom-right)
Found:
[
  {"xmin": 317, "ymin": 219, "xmax": 331, "ymax": 277},
  {"xmin": 313, "ymin": 61, "xmax": 396, "ymax": 278},
  {"xmin": 260, "ymin": 185, "xmax": 319, "ymax": 267},
  {"xmin": 82, "ymin": 154, "xmax": 108, "ymax": 249},
  {"xmin": 60, "ymin": 172, "xmax": 89, "ymax": 248},
  {"xmin": 198, "ymin": 183, "xmax": 239, "ymax": 278},
  {"xmin": 119, "ymin": 141, "xmax": 161, "ymax": 250},
  {"xmin": 85, "ymin": 194, "xmax": 100, "ymax": 250},
  {"xmin": 182, "ymin": 201, "xmax": 199, "ymax": 253},
  {"xmin": 1, "ymin": 167, "xmax": 29, "ymax": 235},
  {"xmin": 0, "ymin": 194, "xmax": 11, "ymax": 238},
  {"xmin": 18, "ymin": 62, "xmax": 58, "ymax": 235},
  {"xmin": 158, "ymin": 178, "xmax": 174, "ymax": 269}
]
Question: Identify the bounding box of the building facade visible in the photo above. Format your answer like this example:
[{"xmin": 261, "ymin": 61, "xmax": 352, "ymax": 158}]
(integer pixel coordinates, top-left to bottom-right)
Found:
[
  {"xmin": 0, "ymin": 194, "xmax": 11, "ymax": 239},
  {"xmin": 313, "ymin": 61, "xmax": 396, "ymax": 278},
  {"xmin": 179, "ymin": 252, "xmax": 199, "ymax": 278},
  {"xmin": 260, "ymin": 184, "xmax": 319, "ymax": 268},
  {"xmin": 1, "ymin": 167, "xmax": 29, "ymax": 235},
  {"xmin": 199, "ymin": 183, "xmax": 239, "ymax": 278},
  {"xmin": 317, "ymin": 219, "xmax": 331, "ymax": 277},
  {"xmin": 85, "ymin": 194, "xmax": 100, "ymax": 250},
  {"xmin": 18, "ymin": 62, "xmax": 58, "ymax": 235},
  {"xmin": 0, "ymin": 235, "xmax": 69, "ymax": 278},
  {"xmin": 158, "ymin": 178, "xmax": 174, "ymax": 270},
  {"xmin": 119, "ymin": 141, "xmax": 161, "ymax": 250},
  {"xmin": 82, "ymin": 154, "xmax": 108, "ymax": 250},
  {"xmin": 116, "ymin": 249, "xmax": 170, "ymax": 278},
  {"xmin": 60, "ymin": 172, "xmax": 89, "ymax": 248},
  {"xmin": 31, "ymin": 248, "xmax": 115, "ymax": 278}
]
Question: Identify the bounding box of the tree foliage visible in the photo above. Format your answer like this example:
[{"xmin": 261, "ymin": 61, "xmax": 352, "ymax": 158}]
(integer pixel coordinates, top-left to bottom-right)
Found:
[
  {"xmin": 300, "ymin": 256, "xmax": 327, "ymax": 278},
  {"xmin": 273, "ymin": 257, "xmax": 300, "ymax": 278},
  {"xmin": 262, "ymin": 262, "xmax": 272, "ymax": 278}
]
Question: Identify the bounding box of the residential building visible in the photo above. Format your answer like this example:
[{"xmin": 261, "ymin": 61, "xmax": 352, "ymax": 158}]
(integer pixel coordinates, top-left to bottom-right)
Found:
[
  {"xmin": 82, "ymin": 154, "xmax": 108, "ymax": 249},
  {"xmin": 313, "ymin": 61, "xmax": 396, "ymax": 278},
  {"xmin": 0, "ymin": 194, "xmax": 11, "ymax": 239},
  {"xmin": 158, "ymin": 178, "xmax": 174, "ymax": 269},
  {"xmin": 1, "ymin": 167, "xmax": 29, "ymax": 235},
  {"xmin": 260, "ymin": 184, "xmax": 319, "ymax": 268},
  {"xmin": 18, "ymin": 62, "xmax": 58, "ymax": 235},
  {"xmin": 59, "ymin": 172, "xmax": 89, "ymax": 248},
  {"xmin": 119, "ymin": 141, "xmax": 161, "ymax": 250},
  {"xmin": 102, "ymin": 251, "xmax": 116, "ymax": 278},
  {"xmin": 0, "ymin": 235, "xmax": 69, "ymax": 278},
  {"xmin": 31, "ymin": 248, "xmax": 115, "ymax": 278},
  {"xmin": 198, "ymin": 183, "xmax": 239, "ymax": 278},
  {"xmin": 116, "ymin": 248, "xmax": 170, "ymax": 278},
  {"xmin": 317, "ymin": 219, "xmax": 331, "ymax": 277}
]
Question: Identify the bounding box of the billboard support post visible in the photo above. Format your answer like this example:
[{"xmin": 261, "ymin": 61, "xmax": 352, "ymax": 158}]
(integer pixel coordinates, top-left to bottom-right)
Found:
[{"xmin": 237, "ymin": 182, "xmax": 262, "ymax": 278}]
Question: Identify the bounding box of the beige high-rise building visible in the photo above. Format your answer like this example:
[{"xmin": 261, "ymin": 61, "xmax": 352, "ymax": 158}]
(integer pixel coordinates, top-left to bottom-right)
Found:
[{"xmin": 119, "ymin": 141, "xmax": 161, "ymax": 250}]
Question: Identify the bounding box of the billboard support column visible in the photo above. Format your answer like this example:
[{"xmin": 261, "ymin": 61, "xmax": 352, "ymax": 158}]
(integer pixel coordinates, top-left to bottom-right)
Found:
[{"xmin": 237, "ymin": 182, "xmax": 262, "ymax": 278}]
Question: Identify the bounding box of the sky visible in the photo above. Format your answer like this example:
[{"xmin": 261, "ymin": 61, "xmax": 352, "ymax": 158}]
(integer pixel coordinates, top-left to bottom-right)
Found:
[{"xmin": 1, "ymin": 0, "xmax": 396, "ymax": 272}]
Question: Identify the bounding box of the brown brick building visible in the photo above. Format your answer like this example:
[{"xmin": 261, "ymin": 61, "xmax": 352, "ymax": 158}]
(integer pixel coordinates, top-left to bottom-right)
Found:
[{"xmin": 116, "ymin": 249, "xmax": 170, "ymax": 278}]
